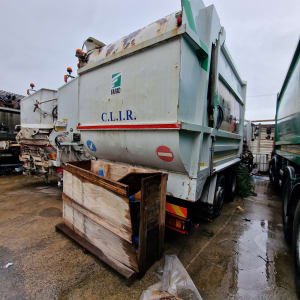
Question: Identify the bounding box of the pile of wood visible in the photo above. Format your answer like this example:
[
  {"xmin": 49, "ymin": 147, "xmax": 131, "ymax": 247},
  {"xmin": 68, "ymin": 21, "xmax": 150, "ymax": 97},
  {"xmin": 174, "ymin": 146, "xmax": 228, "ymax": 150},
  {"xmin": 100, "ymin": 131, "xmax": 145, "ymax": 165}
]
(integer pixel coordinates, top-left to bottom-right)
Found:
[{"xmin": 56, "ymin": 160, "xmax": 167, "ymax": 279}]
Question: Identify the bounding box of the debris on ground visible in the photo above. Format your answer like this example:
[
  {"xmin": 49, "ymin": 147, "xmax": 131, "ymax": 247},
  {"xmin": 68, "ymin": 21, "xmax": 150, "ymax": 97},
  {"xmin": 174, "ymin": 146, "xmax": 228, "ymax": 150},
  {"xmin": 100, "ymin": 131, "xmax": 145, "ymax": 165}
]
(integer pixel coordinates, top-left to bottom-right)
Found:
[
  {"xmin": 242, "ymin": 218, "xmax": 251, "ymax": 222},
  {"xmin": 236, "ymin": 205, "xmax": 245, "ymax": 212},
  {"xmin": 258, "ymin": 255, "xmax": 273, "ymax": 264},
  {"xmin": 3, "ymin": 262, "xmax": 13, "ymax": 269},
  {"xmin": 140, "ymin": 255, "xmax": 202, "ymax": 300}
]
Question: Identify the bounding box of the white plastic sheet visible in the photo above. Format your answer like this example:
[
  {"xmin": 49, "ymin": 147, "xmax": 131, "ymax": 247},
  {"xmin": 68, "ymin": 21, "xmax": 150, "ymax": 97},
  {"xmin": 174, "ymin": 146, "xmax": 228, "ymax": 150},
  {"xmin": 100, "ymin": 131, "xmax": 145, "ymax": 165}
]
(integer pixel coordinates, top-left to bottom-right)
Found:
[{"xmin": 140, "ymin": 255, "xmax": 202, "ymax": 300}]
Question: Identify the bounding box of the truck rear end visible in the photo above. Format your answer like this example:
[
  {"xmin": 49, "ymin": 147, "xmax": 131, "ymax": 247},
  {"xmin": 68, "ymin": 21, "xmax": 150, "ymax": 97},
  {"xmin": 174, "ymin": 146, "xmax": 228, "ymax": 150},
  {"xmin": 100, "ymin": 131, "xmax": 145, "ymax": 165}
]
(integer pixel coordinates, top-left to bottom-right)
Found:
[{"xmin": 73, "ymin": 0, "xmax": 246, "ymax": 231}]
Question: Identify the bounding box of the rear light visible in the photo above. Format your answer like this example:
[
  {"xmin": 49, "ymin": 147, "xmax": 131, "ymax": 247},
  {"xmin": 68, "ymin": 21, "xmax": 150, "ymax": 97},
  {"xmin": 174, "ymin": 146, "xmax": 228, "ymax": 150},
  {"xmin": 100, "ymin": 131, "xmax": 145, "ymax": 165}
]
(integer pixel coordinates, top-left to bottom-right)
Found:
[
  {"xmin": 56, "ymin": 167, "xmax": 63, "ymax": 175},
  {"xmin": 176, "ymin": 13, "xmax": 182, "ymax": 27},
  {"xmin": 166, "ymin": 213, "xmax": 190, "ymax": 235},
  {"xmin": 48, "ymin": 152, "xmax": 57, "ymax": 160}
]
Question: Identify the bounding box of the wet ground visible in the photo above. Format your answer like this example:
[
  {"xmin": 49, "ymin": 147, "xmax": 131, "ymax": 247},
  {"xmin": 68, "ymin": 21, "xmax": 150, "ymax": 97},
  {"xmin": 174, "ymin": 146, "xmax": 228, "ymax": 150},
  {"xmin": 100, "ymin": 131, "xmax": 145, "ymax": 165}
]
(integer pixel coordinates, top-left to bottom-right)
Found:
[{"xmin": 0, "ymin": 175, "xmax": 297, "ymax": 299}]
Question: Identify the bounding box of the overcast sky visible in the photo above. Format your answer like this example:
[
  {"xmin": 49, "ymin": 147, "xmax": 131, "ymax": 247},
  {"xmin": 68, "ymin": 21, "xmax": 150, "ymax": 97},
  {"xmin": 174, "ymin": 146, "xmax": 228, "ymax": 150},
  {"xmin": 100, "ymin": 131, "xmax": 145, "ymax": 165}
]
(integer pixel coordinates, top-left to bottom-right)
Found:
[{"xmin": 0, "ymin": 0, "xmax": 299, "ymax": 120}]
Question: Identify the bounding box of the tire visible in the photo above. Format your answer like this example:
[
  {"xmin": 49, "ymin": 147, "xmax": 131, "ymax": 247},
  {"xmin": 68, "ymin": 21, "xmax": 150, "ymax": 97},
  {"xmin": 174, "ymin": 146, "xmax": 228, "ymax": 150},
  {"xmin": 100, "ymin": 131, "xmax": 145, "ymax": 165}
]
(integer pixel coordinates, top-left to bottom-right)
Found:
[
  {"xmin": 269, "ymin": 159, "xmax": 278, "ymax": 186},
  {"xmin": 293, "ymin": 199, "xmax": 300, "ymax": 296},
  {"xmin": 225, "ymin": 171, "xmax": 237, "ymax": 202},
  {"xmin": 213, "ymin": 175, "xmax": 226, "ymax": 216},
  {"xmin": 282, "ymin": 176, "xmax": 293, "ymax": 244}
]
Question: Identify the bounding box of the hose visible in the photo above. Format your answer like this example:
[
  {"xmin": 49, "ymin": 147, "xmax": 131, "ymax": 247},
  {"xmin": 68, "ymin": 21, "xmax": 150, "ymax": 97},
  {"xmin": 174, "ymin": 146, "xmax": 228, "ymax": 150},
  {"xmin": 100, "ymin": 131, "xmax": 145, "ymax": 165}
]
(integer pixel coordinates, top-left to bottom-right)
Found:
[
  {"xmin": 216, "ymin": 105, "xmax": 224, "ymax": 129},
  {"xmin": 52, "ymin": 106, "xmax": 58, "ymax": 119},
  {"xmin": 54, "ymin": 135, "xmax": 61, "ymax": 148}
]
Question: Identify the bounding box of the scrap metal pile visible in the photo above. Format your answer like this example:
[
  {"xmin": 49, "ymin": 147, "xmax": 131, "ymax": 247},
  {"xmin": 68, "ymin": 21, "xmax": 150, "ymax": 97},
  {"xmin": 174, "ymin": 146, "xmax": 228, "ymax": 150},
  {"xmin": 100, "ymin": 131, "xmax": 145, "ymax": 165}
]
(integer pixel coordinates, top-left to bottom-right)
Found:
[{"xmin": 0, "ymin": 90, "xmax": 23, "ymax": 109}]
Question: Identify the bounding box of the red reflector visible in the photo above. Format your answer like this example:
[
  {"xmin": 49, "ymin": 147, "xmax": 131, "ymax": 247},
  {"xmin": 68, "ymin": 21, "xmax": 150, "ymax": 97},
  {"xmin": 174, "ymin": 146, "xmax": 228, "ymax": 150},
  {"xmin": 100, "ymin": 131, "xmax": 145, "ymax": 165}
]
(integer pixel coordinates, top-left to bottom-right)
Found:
[
  {"xmin": 166, "ymin": 203, "xmax": 188, "ymax": 219},
  {"xmin": 56, "ymin": 167, "xmax": 63, "ymax": 174},
  {"xmin": 177, "ymin": 15, "xmax": 182, "ymax": 27}
]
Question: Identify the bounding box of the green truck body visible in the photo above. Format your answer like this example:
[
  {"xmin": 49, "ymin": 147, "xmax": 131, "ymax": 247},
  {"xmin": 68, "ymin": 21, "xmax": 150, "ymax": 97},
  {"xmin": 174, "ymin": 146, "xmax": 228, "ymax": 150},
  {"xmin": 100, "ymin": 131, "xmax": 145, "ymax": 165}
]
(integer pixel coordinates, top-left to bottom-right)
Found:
[
  {"xmin": 270, "ymin": 39, "xmax": 300, "ymax": 294},
  {"xmin": 275, "ymin": 40, "xmax": 300, "ymax": 165}
]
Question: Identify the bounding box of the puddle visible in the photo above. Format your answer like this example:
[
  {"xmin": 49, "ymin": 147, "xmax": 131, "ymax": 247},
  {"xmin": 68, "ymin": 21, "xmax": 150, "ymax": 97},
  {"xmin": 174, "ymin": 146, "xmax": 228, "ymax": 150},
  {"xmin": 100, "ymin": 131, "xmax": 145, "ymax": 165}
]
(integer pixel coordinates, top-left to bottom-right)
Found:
[
  {"xmin": 230, "ymin": 219, "xmax": 293, "ymax": 298},
  {"xmin": 235, "ymin": 220, "xmax": 271, "ymax": 295},
  {"xmin": 252, "ymin": 175, "xmax": 269, "ymax": 182}
]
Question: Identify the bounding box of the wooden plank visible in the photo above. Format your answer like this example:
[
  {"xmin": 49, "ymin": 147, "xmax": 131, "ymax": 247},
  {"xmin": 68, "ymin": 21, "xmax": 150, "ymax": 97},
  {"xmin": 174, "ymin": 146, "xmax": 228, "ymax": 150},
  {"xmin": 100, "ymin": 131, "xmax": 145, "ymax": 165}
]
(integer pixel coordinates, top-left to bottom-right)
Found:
[
  {"xmin": 91, "ymin": 160, "xmax": 128, "ymax": 181},
  {"xmin": 62, "ymin": 193, "xmax": 132, "ymax": 243},
  {"xmin": 64, "ymin": 162, "xmax": 129, "ymax": 196},
  {"xmin": 63, "ymin": 202, "xmax": 138, "ymax": 271},
  {"xmin": 82, "ymin": 181, "xmax": 132, "ymax": 234},
  {"xmin": 56, "ymin": 223, "xmax": 136, "ymax": 280},
  {"xmin": 91, "ymin": 159, "xmax": 158, "ymax": 182},
  {"xmin": 138, "ymin": 174, "xmax": 166, "ymax": 273},
  {"xmin": 159, "ymin": 174, "xmax": 167, "ymax": 256}
]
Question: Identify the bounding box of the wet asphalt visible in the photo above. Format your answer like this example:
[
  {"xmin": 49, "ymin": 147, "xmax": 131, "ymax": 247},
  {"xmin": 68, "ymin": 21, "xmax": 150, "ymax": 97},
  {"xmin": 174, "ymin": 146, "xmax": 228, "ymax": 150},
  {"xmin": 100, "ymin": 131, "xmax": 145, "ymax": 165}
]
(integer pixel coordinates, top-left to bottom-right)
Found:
[{"xmin": 0, "ymin": 175, "xmax": 297, "ymax": 299}]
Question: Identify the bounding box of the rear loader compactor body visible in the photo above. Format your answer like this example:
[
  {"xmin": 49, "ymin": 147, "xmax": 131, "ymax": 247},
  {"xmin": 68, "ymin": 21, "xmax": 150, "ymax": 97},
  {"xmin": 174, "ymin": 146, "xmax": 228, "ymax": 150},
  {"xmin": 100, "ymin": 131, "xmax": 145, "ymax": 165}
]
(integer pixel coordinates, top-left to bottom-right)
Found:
[{"xmin": 74, "ymin": 0, "xmax": 246, "ymax": 231}]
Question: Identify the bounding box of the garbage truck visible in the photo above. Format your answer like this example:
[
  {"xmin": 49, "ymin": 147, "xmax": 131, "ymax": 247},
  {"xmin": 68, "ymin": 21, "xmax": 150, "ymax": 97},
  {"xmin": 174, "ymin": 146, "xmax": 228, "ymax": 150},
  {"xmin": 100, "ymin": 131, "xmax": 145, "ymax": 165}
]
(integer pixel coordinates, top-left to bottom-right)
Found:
[
  {"xmin": 269, "ymin": 39, "xmax": 300, "ymax": 291},
  {"xmin": 17, "ymin": 80, "xmax": 92, "ymax": 182},
  {"xmin": 69, "ymin": 0, "xmax": 247, "ymax": 233}
]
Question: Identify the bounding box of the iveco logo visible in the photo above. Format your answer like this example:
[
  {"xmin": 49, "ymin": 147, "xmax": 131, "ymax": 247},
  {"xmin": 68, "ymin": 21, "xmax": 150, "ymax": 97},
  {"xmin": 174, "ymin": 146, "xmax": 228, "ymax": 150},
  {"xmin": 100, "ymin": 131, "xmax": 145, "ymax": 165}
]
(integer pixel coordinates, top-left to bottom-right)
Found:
[{"xmin": 111, "ymin": 72, "xmax": 122, "ymax": 95}]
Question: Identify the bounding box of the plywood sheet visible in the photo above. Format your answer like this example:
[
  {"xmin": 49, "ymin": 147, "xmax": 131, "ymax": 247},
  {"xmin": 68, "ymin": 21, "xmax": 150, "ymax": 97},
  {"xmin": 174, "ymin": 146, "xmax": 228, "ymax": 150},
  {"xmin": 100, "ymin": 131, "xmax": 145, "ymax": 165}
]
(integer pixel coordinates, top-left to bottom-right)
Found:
[{"xmin": 63, "ymin": 202, "xmax": 138, "ymax": 271}]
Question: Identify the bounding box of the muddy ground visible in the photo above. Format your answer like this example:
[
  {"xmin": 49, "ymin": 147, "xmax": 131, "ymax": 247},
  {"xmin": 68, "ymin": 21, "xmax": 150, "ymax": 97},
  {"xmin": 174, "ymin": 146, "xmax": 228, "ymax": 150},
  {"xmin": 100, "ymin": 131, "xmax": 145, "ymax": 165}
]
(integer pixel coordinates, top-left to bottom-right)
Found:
[{"xmin": 0, "ymin": 175, "xmax": 297, "ymax": 299}]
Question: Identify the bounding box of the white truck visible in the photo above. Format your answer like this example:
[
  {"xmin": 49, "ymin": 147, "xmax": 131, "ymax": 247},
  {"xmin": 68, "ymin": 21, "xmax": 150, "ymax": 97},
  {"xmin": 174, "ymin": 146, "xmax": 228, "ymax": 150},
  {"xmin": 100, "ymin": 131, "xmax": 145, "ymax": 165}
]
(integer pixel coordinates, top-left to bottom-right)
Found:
[
  {"xmin": 19, "ymin": 0, "xmax": 246, "ymax": 233},
  {"xmin": 17, "ymin": 82, "xmax": 91, "ymax": 182},
  {"xmin": 70, "ymin": 0, "xmax": 246, "ymax": 233}
]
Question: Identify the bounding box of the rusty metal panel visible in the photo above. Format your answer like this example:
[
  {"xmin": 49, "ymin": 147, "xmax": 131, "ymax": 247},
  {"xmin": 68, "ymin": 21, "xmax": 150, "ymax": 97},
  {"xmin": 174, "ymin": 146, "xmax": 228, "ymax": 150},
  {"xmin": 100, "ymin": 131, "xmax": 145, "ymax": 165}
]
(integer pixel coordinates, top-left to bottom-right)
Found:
[{"xmin": 80, "ymin": 12, "xmax": 184, "ymax": 73}]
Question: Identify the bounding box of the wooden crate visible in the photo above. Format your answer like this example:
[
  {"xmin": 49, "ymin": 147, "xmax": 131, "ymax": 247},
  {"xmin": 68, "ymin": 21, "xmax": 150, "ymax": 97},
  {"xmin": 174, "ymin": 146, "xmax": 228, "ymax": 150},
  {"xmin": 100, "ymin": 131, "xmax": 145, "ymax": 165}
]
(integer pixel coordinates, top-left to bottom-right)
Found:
[{"xmin": 56, "ymin": 160, "xmax": 167, "ymax": 279}]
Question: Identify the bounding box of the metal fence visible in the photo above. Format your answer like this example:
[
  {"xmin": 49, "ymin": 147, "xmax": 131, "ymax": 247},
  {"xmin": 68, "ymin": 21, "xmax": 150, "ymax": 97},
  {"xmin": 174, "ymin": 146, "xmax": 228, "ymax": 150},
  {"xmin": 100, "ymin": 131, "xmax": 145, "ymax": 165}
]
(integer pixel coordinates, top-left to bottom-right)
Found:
[{"xmin": 253, "ymin": 153, "xmax": 270, "ymax": 173}]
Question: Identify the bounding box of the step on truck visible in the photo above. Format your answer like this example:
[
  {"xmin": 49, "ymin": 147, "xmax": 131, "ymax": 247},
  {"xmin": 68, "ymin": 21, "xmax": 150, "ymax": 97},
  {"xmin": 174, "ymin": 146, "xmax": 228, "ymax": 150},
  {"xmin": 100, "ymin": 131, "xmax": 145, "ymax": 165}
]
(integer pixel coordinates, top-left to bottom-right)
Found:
[
  {"xmin": 269, "ymin": 39, "xmax": 300, "ymax": 292},
  {"xmin": 73, "ymin": 0, "xmax": 247, "ymax": 233}
]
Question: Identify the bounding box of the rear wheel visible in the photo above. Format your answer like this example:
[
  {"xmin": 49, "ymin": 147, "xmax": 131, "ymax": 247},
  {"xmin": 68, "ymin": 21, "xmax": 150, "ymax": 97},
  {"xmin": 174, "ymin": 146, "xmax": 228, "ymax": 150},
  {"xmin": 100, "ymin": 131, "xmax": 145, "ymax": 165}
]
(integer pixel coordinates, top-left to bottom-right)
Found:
[
  {"xmin": 225, "ymin": 171, "xmax": 237, "ymax": 202},
  {"xmin": 293, "ymin": 199, "xmax": 300, "ymax": 296},
  {"xmin": 269, "ymin": 159, "xmax": 278, "ymax": 186},
  {"xmin": 213, "ymin": 175, "xmax": 225, "ymax": 216}
]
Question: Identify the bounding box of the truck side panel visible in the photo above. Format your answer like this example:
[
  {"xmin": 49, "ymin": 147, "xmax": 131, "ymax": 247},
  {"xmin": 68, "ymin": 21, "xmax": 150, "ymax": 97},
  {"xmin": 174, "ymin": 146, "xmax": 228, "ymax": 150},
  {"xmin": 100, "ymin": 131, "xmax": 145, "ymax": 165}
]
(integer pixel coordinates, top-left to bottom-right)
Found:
[{"xmin": 276, "ymin": 46, "xmax": 300, "ymax": 164}]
